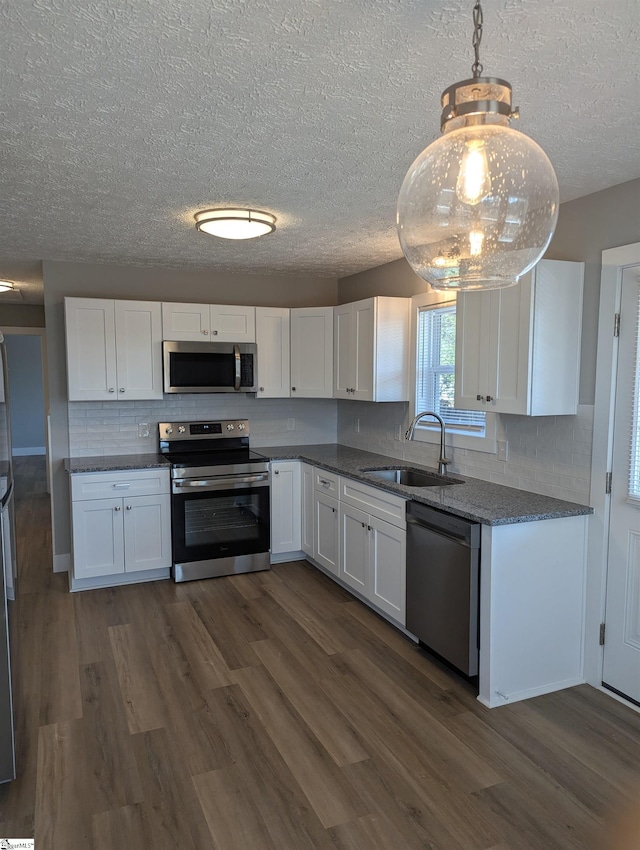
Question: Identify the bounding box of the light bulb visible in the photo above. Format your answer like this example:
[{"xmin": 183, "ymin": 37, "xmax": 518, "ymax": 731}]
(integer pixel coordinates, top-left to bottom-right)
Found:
[
  {"xmin": 456, "ymin": 140, "xmax": 491, "ymax": 205},
  {"xmin": 469, "ymin": 230, "xmax": 484, "ymax": 257}
]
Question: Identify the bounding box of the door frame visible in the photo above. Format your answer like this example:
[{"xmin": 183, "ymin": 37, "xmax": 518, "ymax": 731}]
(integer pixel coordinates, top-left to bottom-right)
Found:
[{"xmin": 588, "ymin": 242, "xmax": 640, "ymax": 700}]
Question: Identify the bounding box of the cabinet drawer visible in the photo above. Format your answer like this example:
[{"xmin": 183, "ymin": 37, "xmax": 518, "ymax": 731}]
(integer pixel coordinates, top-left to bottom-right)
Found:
[
  {"xmin": 340, "ymin": 477, "xmax": 406, "ymax": 528},
  {"xmin": 71, "ymin": 468, "xmax": 170, "ymax": 501},
  {"xmin": 314, "ymin": 468, "xmax": 339, "ymax": 495}
]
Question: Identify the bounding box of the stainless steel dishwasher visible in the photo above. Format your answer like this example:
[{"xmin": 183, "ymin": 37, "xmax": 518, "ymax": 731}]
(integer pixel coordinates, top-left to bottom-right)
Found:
[{"xmin": 406, "ymin": 501, "xmax": 480, "ymax": 678}]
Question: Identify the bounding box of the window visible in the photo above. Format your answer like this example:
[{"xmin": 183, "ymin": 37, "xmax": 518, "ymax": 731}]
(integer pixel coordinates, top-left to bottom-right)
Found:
[
  {"xmin": 416, "ymin": 304, "xmax": 486, "ymax": 434},
  {"xmin": 410, "ymin": 294, "xmax": 496, "ymax": 453}
]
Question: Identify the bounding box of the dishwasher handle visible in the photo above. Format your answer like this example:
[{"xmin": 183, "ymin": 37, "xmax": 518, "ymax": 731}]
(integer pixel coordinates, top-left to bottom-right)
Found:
[{"xmin": 406, "ymin": 501, "xmax": 480, "ymax": 548}]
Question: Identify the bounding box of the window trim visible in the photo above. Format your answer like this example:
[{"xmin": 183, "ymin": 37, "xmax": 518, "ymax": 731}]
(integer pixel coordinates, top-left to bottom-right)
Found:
[{"xmin": 409, "ymin": 292, "xmax": 497, "ymax": 454}]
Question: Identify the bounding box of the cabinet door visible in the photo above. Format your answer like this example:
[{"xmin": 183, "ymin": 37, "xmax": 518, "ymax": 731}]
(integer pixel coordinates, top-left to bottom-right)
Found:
[
  {"xmin": 65, "ymin": 298, "xmax": 117, "ymax": 401},
  {"xmin": 454, "ymin": 289, "xmax": 498, "ymax": 411},
  {"xmin": 72, "ymin": 498, "xmax": 125, "ymax": 579},
  {"xmin": 352, "ymin": 299, "xmax": 375, "ymax": 401},
  {"xmin": 270, "ymin": 461, "xmax": 302, "ymax": 554},
  {"xmin": 333, "ymin": 304, "xmax": 353, "ymax": 399},
  {"xmin": 339, "ymin": 503, "xmax": 369, "ymax": 595},
  {"xmin": 369, "ymin": 516, "xmax": 406, "ymax": 625},
  {"xmin": 301, "ymin": 463, "xmax": 314, "ymax": 557},
  {"xmin": 255, "ymin": 307, "xmax": 290, "ymax": 398},
  {"xmin": 114, "ymin": 301, "xmax": 163, "ymax": 400},
  {"xmin": 210, "ymin": 305, "xmax": 256, "ymax": 342},
  {"xmin": 161, "ymin": 303, "xmax": 211, "ymax": 341},
  {"xmin": 290, "ymin": 307, "xmax": 334, "ymax": 398},
  {"xmin": 490, "ymin": 276, "xmax": 532, "ymax": 415},
  {"xmin": 314, "ymin": 492, "xmax": 339, "ymax": 576},
  {"xmin": 123, "ymin": 494, "xmax": 171, "ymax": 572}
]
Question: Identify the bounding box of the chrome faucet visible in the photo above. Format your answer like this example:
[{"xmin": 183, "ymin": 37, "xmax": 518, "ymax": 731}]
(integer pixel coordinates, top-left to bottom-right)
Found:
[{"xmin": 405, "ymin": 411, "xmax": 450, "ymax": 476}]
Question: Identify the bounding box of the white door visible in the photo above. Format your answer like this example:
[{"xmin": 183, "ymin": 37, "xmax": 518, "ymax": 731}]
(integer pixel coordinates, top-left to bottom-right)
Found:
[
  {"xmin": 210, "ymin": 305, "xmax": 256, "ymax": 342},
  {"xmin": 255, "ymin": 307, "xmax": 290, "ymax": 398},
  {"xmin": 290, "ymin": 307, "xmax": 334, "ymax": 398},
  {"xmin": 72, "ymin": 498, "xmax": 125, "ymax": 579},
  {"xmin": 339, "ymin": 503, "xmax": 369, "ymax": 595},
  {"xmin": 333, "ymin": 304, "xmax": 353, "ymax": 399},
  {"xmin": 64, "ymin": 298, "xmax": 117, "ymax": 401},
  {"xmin": 352, "ymin": 299, "xmax": 375, "ymax": 401},
  {"xmin": 314, "ymin": 492, "xmax": 339, "ymax": 576},
  {"xmin": 270, "ymin": 462, "xmax": 301, "ymax": 555},
  {"xmin": 114, "ymin": 300, "xmax": 163, "ymax": 400},
  {"xmin": 161, "ymin": 302, "xmax": 211, "ymax": 340},
  {"xmin": 123, "ymin": 494, "xmax": 171, "ymax": 572},
  {"xmin": 369, "ymin": 516, "xmax": 406, "ymax": 625},
  {"xmin": 603, "ymin": 265, "xmax": 640, "ymax": 704}
]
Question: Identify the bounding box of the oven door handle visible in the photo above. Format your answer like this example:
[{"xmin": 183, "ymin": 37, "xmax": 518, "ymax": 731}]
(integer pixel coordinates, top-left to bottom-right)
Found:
[
  {"xmin": 234, "ymin": 344, "xmax": 241, "ymax": 391},
  {"xmin": 174, "ymin": 473, "xmax": 270, "ymax": 489}
]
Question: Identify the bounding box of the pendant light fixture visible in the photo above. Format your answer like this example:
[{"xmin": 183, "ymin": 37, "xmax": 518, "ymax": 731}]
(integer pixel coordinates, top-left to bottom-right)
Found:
[
  {"xmin": 397, "ymin": 1, "xmax": 559, "ymax": 291},
  {"xmin": 195, "ymin": 208, "xmax": 276, "ymax": 240}
]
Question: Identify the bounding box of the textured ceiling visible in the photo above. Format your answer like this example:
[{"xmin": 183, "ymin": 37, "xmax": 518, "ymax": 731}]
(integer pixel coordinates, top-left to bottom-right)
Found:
[{"xmin": 0, "ymin": 0, "xmax": 638, "ymax": 302}]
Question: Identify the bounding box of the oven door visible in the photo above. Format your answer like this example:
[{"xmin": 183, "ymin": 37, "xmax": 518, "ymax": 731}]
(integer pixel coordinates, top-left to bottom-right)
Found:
[{"xmin": 171, "ymin": 472, "xmax": 270, "ymax": 581}]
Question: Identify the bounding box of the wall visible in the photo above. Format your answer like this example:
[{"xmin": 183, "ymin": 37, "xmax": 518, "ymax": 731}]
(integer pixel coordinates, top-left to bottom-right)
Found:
[
  {"xmin": 4, "ymin": 335, "xmax": 45, "ymax": 454},
  {"xmin": 44, "ymin": 259, "xmax": 339, "ymax": 565},
  {"xmin": 0, "ymin": 304, "xmax": 46, "ymax": 328}
]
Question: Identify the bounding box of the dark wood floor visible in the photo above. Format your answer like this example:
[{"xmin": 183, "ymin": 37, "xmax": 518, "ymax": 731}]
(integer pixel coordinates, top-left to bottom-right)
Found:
[{"xmin": 1, "ymin": 456, "xmax": 640, "ymax": 848}]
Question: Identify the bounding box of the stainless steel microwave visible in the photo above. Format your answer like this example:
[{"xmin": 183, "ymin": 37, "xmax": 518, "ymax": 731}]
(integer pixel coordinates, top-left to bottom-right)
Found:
[{"xmin": 163, "ymin": 341, "xmax": 258, "ymax": 393}]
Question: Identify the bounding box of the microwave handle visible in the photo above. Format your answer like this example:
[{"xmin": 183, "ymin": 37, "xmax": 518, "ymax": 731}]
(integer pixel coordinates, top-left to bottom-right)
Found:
[{"xmin": 234, "ymin": 344, "xmax": 241, "ymax": 391}]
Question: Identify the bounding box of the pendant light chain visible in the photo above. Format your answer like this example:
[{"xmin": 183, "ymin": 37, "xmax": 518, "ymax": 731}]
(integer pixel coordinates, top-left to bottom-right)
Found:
[{"xmin": 471, "ymin": 0, "xmax": 484, "ymax": 78}]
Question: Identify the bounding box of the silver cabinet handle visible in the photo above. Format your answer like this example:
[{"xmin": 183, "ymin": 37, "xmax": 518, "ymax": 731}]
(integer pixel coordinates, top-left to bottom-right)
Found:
[
  {"xmin": 119, "ymin": 388, "xmax": 125, "ymax": 393},
  {"xmin": 233, "ymin": 343, "xmax": 241, "ymax": 391},
  {"xmin": 292, "ymin": 386, "xmax": 296, "ymax": 391},
  {"xmin": 108, "ymin": 387, "xmax": 115, "ymax": 393},
  {"xmin": 486, "ymin": 395, "xmax": 493, "ymax": 402},
  {"xmin": 361, "ymin": 522, "xmax": 365, "ymax": 528},
  {"xmin": 318, "ymin": 478, "xmax": 330, "ymax": 486},
  {"xmin": 274, "ymin": 470, "xmax": 279, "ymax": 475},
  {"xmin": 203, "ymin": 329, "xmax": 209, "ymax": 335},
  {"xmin": 259, "ymin": 386, "xmax": 264, "ymax": 392},
  {"xmin": 112, "ymin": 483, "xmax": 130, "ymax": 489},
  {"xmin": 126, "ymin": 505, "xmax": 132, "ymax": 510},
  {"xmin": 212, "ymin": 329, "xmax": 218, "ymax": 335},
  {"xmin": 114, "ymin": 505, "xmax": 121, "ymax": 511},
  {"xmin": 476, "ymin": 394, "xmax": 484, "ymax": 401}
]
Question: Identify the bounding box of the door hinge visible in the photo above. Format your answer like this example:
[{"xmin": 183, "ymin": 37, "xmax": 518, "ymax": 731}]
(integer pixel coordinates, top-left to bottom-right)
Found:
[
  {"xmin": 599, "ymin": 622, "xmax": 606, "ymax": 646},
  {"xmin": 605, "ymin": 472, "xmax": 612, "ymax": 494},
  {"xmin": 614, "ymin": 313, "xmax": 621, "ymax": 337}
]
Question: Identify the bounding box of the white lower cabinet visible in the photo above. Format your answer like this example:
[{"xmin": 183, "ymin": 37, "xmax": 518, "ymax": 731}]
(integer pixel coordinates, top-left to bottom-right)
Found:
[
  {"xmin": 70, "ymin": 468, "xmax": 171, "ymax": 589},
  {"xmin": 301, "ymin": 463, "xmax": 314, "ymax": 557},
  {"xmin": 314, "ymin": 491, "xmax": 340, "ymax": 576},
  {"xmin": 270, "ymin": 461, "xmax": 302, "ymax": 555},
  {"xmin": 339, "ymin": 502, "xmax": 406, "ymax": 624}
]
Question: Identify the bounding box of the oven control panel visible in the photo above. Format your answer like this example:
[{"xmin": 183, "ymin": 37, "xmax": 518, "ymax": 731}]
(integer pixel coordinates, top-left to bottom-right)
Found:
[{"xmin": 159, "ymin": 420, "xmax": 250, "ymax": 441}]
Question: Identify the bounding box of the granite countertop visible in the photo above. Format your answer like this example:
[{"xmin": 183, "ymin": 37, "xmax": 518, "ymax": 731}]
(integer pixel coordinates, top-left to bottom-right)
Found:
[
  {"xmin": 252, "ymin": 444, "xmax": 594, "ymax": 526},
  {"xmin": 64, "ymin": 454, "xmax": 170, "ymax": 473}
]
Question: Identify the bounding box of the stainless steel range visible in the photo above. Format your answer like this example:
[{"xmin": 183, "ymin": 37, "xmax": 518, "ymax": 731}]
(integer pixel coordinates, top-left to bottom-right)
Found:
[{"xmin": 159, "ymin": 420, "xmax": 270, "ymax": 582}]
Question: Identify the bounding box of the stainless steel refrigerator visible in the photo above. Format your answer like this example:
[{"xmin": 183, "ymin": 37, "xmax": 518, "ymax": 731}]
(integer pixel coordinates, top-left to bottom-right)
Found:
[{"xmin": 0, "ymin": 335, "xmax": 16, "ymax": 783}]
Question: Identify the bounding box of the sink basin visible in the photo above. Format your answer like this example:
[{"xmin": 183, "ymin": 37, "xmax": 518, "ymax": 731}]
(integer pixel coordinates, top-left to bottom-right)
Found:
[{"xmin": 361, "ymin": 467, "xmax": 463, "ymax": 488}]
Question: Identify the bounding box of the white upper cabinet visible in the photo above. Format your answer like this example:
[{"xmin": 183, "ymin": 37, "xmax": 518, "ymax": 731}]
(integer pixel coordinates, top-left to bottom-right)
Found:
[
  {"xmin": 255, "ymin": 307, "xmax": 290, "ymax": 398},
  {"xmin": 162, "ymin": 302, "xmax": 256, "ymax": 342},
  {"xmin": 65, "ymin": 298, "xmax": 162, "ymax": 401},
  {"xmin": 290, "ymin": 307, "xmax": 334, "ymax": 398},
  {"xmin": 455, "ymin": 259, "xmax": 584, "ymax": 416},
  {"xmin": 334, "ymin": 297, "xmax": 410, "ymax": 401}
]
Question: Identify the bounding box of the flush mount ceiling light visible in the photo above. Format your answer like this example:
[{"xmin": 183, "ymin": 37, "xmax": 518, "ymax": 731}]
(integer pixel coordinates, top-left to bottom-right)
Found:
[
  {"xmin": 397, "ymin": 1, "xmax": 559, "ymax": 291},
  {"xmin": 0, "ymin": 281, "xmax": 15, "ymax": 293},
  {"xmin": 194, "ymin": 208, "xmax": 276, "ymax": 240}
]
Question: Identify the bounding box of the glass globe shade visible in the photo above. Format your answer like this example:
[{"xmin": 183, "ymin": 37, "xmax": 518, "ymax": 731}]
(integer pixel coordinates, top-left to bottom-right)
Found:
[{"xmin": 397, "ymin": 123, "xmax": 559, "ymax": 290}]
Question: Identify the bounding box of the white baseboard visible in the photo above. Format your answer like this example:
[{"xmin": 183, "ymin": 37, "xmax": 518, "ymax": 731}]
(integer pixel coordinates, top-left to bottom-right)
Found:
[
  {"xmin": 476, "ymin": 676, "xmax": 586, "ymax": 709},
  {"xmin": 53, "ymin": 553, "xmax": 70, "ymax": 573},
  {"xmin": 12, "ymin": 447, "xmax": 46, "ymax": 456}
]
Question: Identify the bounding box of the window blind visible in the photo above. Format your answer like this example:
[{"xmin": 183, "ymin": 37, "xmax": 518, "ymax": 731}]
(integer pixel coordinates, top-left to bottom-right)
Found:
[{"xmin": 416, "ymin": 305, "xmax": 485, "ymax": 433}]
